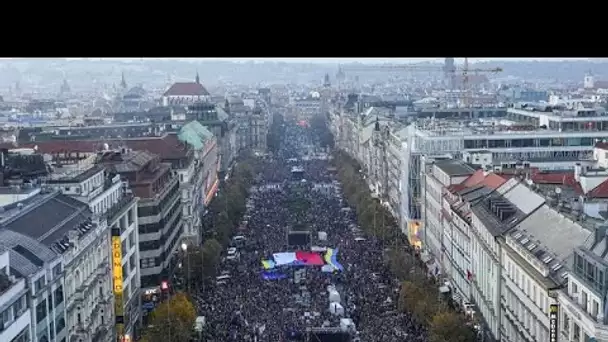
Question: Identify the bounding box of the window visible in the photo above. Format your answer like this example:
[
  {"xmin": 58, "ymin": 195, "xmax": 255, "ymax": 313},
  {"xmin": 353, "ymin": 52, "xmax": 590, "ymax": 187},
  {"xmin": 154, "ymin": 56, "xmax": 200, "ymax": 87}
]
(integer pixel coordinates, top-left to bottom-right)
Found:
[
  {"xmin": 572, "ymin": 282, "xmax": 579, "ymax": 295},
  {"xmin": 130, "ymin": 254, "xmax": 136, "ymax": 271},
  {"xmin": 140, "ymin": 258, "xmax": 156, "ymax": 269},
  {"xmin": 49, "ymin": 321, "xmax": 55, "ymax": 340},
  {"xmin": 56, "ymin": 317, "xmax": 65, "ymax": 332},
  {"xmin": 54, "ymin": 286, "xmax": 64, "ymax": 306},
  {"xmin": 48, "ymin": 296, "xmax": 53, "ymax": 312},
  {"xmin": 573, "ymin": 323, "xmax": 581, "ymax": 340},
  {"xmin": 34, "ymin": 276, "xmax": 46, "ymax": 293},
  {"xmin": 592, "ymin": 300, "xmax": 599, "ymax": 317},
  {"xmin": 12, "ymin": 296, "xmax": 25, "ymax": 317},
  {"xmin": 52, "ymin": 265, "xmax": 62, "ymax": 278},
  {"xmin": 121, "ymin": 240, "xmax": 127, "ymax": 256},
  {"xmin": 582, "ymin": 291, "xmax": 588, "ymax": 311},
  {"xmin": 1, "ymin": 307, "xmax": 11, "ymax": 331},
  {"xmin": 36, "ymin": 300, "xmax": 47, "ymax": 323},
  {"xmin": 129, "ymin": 231, "xmax": 135, "ymax": 249}
]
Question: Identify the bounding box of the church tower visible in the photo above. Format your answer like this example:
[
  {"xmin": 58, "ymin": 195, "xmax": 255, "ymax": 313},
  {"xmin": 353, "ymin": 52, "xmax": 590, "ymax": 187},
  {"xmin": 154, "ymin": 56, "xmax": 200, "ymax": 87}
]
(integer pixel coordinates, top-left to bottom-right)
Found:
[{"xmin": 120, "ymin": 72, "xmax": 128, "ymax": 90}]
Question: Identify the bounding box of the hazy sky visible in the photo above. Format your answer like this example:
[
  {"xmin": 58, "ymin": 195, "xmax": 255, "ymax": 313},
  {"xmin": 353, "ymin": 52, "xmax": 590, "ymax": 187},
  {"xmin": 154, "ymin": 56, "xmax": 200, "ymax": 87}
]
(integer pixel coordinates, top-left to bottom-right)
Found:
[{"xmin": 59, "ymin": 58, "xmax": 595, "ymax": 64}]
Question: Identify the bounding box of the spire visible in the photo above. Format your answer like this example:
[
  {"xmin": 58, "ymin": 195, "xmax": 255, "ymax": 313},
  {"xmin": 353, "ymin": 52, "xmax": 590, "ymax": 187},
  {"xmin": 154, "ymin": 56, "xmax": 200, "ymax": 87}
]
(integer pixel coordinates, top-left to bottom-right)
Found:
[
  {"xmin": 323, "ymin": 73, "xmax": 331, "ymax": 87},
  {"xmin": 60, "ymin": 79, "xmax": 70, "ymax": 94},
  {"xmin": 224, "ymin": 98, "xmax": 230, "ymax": 114},
  {"xmin": 374, "ymin": 116, "xmax": 380, "ymax": 131},
  {"xmin": 195, "ymin": 71, "xmax": 200, "ymax": 85},
  {"xmin": 120, "ymin": 72, "xmax": 127, "ymax": 89}
]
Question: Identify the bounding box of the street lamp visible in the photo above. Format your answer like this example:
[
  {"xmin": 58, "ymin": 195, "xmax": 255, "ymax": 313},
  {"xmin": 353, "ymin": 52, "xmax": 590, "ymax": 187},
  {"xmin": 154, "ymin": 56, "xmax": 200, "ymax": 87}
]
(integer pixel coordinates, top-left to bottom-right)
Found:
[{"xmin": 181, "ymin": 243, "xmax": 190, "ymax": 293}]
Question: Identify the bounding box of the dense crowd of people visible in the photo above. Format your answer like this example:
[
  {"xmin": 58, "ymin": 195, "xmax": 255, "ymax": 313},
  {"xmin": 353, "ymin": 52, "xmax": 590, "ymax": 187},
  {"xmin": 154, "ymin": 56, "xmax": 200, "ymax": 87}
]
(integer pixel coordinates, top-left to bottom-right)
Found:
[{"xmin": 195, "ymin": 123, "xmax": 429, "ymax": 341}]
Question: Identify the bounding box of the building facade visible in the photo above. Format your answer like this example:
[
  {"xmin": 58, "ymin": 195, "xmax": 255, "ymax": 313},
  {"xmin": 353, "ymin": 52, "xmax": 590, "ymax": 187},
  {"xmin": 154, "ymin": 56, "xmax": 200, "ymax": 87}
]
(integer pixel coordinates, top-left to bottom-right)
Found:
[
  {"xmin": 0, "ymin": 229, "xmax": 64, "ymax": 342},
  {"xmin": 99, "ymin": 150, "xmax": 183, "ymax": 291},
  {"xmin": 0, "ymin": 248, "xmax": 31, "ymax": 342}
]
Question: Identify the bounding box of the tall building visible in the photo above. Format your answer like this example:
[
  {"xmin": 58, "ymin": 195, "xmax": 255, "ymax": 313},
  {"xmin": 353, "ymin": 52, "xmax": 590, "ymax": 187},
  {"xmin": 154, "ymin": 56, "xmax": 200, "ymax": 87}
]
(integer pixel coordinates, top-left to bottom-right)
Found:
[
  {"xmin": 559, "ymin": 220, "xmax": 608, "ymax": 341},
  {"xmin": 44, "ymin": 153, "xmax": 140, "ymax": 342},
  {"xmin": 0, "ymin": 248, "xmax": 31, "ymax": 342},
  {"xmin": 176, "ymin": 121, "xmax": 220, "ymax": 244},
  {"xmin": 403, "ymin": 105, "xmax": 607, "ymax": 238},
  {"xmin": 0, "ymin": 191, "xmax": 111, "ymax": 342},
  {"xmin": 0, "ymin": 229, "xmax": 64, "ymax": 342},
  {"xmin": 98, "ymin": 149, "xmax": 182, "ymax": 291}
]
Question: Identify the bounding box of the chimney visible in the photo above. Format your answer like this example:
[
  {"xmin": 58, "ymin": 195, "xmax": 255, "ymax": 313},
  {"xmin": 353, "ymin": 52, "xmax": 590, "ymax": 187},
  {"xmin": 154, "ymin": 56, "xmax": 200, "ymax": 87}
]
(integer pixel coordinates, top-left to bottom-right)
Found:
[{"xmin": 574, "ymin": 163, "xmax": 583, "ymax": 182}]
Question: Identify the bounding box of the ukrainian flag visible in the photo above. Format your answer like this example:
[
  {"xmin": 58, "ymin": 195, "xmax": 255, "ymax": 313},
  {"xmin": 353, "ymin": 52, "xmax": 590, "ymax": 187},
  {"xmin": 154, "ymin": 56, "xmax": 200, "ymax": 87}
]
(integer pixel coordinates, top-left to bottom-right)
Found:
[
  {"xmin": 324, "ymin": 248, "xmax": 344, "ymax": 271},
  {"xmin": 261, "ymin": 259, "xmax": 275, "ymax": 270}
]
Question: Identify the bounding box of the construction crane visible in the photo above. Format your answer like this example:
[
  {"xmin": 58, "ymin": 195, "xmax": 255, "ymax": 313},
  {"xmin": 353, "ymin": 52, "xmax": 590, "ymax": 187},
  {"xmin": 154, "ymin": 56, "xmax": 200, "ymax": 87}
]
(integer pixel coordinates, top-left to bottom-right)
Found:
[
  {"xmin": 459, "ymin": 58, "xmax": 503, "ymax": 107},
  {"xmin": 340, "ymin": 58, "xmax": 502, "ymax": 107}
]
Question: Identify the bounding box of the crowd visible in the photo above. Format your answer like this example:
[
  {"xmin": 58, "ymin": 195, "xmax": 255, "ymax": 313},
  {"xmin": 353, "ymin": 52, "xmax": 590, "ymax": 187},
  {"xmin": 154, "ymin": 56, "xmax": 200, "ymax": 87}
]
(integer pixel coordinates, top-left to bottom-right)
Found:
[{"xmin": 195, "ymin": 122, "xmax": 429, "ymax": 341}]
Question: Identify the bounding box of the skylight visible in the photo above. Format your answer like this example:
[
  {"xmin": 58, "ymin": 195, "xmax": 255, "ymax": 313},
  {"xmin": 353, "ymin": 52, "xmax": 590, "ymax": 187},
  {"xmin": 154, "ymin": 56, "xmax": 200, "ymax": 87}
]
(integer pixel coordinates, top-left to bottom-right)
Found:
[
  {"xmin": 543, "ymin": 256, "xmax": 554, "ymax": 264},
  {"xmin": 526, "ymin": 243, "xmax": 537, "ymax": 251},
  {"xmin": 520, "ymin": 238, "xmax": 530, "ymax": 245},
  {"xmin": 552, "ymin": 264, "xmax": 563, "ymax": 272},
  {"xmin": 513, "ymin": 232, "xmax": 523, "ymax": 240}
]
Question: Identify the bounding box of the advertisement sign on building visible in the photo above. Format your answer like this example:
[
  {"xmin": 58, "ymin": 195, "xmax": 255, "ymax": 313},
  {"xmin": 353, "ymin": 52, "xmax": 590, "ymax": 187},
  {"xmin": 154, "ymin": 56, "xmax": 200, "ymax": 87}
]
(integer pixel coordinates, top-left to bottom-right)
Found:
[
  {"xmin": 549, "ymin": 304, "xmax": 559, "ymax": 342},
  {"xmin": 112, "ymin": 228, "xmax": 125, "ymax": 342}
]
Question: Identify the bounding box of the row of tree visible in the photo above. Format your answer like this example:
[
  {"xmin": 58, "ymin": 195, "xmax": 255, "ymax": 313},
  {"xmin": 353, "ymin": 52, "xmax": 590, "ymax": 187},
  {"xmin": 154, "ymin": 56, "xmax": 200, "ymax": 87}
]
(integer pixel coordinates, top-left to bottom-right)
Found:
[
  {"xmin": 332, "ymin": 151, "xmax": 476, "ymax": 342},
  {"xmin": 140, "ymin": 158, "xmax": 261, "ymax": 342},
  {"xmin": 140, "ymin": 292, "xmax": 197, "ymax": 342}
]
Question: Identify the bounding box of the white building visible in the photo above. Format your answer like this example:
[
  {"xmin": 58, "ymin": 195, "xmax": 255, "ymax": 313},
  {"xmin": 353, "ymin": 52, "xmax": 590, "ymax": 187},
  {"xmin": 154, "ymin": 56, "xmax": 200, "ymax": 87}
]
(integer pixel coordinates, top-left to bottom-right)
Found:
[
  {"xmin": 0, "ymin": 229, "xmax": 64, "ymax": 342},
  {"xmin": 468, "ymin": 178, "xmax": 591, "ymax": 341},
  {"xmin": 46, "ymin": 153, "xmax": 141, "ymax": 341},
  {"xmin": 177, "ymin": 122, "xmax": 220, "ymax": 245},
  {"xmin": 500, "ymin": 204, "xmax": 589, "ymax": 342},
  {"xmin": 421, "ymin": 158, "xmax": 475, "ymax": 272},
  {"xmin": 0, "ymin": 248, "xmax": 31, "ymax": 342},
  {"xmin": 402, "ymin": 106, "xmax": 608, "ymax": 229},
  {"xmin": 559, "ymin": 221, "xmax": 608, "ymax": 342},
  {"xmin": 442, "ymin": 169, "xmax": 506, "ymax": 306}
]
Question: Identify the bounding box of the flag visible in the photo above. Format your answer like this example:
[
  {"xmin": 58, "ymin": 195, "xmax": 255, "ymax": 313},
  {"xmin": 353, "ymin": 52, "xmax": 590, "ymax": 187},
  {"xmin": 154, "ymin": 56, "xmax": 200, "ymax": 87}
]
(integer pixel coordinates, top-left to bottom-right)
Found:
[{"xmin": 261, "ymin": 259, "xmax": 275, "ymax": 270}]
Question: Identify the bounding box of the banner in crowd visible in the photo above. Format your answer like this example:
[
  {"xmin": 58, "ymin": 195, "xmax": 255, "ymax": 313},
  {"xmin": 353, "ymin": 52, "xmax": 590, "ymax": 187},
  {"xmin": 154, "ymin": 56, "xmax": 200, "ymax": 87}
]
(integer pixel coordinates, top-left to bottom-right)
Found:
[
  {"xmin": 261, "ymin": 271, "xmax": 288, "ymax": 280},
  {"xmin": 324, "ymin": 248, "xmax": 344, "ymax": 272},
  {"xmin": 261, "ymin": 259, "xmax": 275, "ymax": 270},
  {"xmin": 273, "ymin": 252, "xmax": 297, "ymax": 266}
]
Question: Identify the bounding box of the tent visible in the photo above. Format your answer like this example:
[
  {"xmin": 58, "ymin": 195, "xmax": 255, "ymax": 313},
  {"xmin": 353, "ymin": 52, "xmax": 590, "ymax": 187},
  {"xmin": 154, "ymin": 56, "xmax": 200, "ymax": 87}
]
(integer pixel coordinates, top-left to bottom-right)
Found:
[
  {"xmin": 328, "ymin": 290, "xmax": 341, "ymax": 303},
  {"xmin": 295, "ymin": 251, "xmax": 325, "ymax": 266},
  {"xmin": 329, "ymin": 302, "xmax": 344, "ymax": 316},
  {"xmin": 340, "ymin": 318, "xmax": 355, "ymax": 332},
  {"xmin": 318, "ymin": 231, "xmax": 327, "ymax": 241}
]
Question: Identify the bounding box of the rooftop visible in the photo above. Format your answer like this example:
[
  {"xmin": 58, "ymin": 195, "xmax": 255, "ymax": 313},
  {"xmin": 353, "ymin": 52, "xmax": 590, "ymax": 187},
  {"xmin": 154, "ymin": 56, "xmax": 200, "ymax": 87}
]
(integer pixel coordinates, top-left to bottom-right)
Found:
[
  {"xmin": 0, "ymin": 191, "xmax": 92, "ymax": 246},
  {"xmin": 435, "ymin": 160, "xmax": 476, "ymax": 177},
  {"xmin": 47, "ymin": 164, "xmax": 104, "ymax": 183},
  {"xmin": 164, "ymin": 82, "xmax": 210, "ymax": 97},
  {"xmin": 98, "ymin": 150, "xmax": 157, "ymax": 173},
  {"xmin": 0, "ymin": 229, "xmax": 58, "ymax": 277}
]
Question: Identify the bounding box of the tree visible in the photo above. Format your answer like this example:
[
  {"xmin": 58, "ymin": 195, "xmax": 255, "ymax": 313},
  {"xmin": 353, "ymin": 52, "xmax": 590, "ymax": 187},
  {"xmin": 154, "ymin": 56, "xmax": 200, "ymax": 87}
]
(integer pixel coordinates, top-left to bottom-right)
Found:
[
  {"xmin": 387, "ymin": 247, "xmax": 416, "ymax": 281},
  {"xmin": 399, "ymin": 280, "xmax": 441, "ymax": 324},
  {"xmin": 142, "ymin": 292, "xmax": 196, "ymax": 342},
  {"xmin": 429, "ymin": 311, "xmax": 476, "ymax": 342},
  {"xmin": 201, "ymin": 238, "xmax": 222, "ymax": 279}
]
